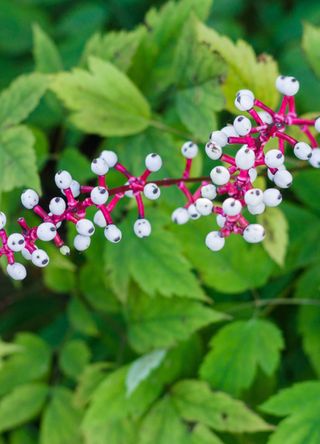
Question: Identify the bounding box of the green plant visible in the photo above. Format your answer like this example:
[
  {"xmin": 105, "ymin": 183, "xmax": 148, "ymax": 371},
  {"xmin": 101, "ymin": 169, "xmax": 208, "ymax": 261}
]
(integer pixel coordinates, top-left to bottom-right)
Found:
[{"xmin": 0, "ymin": 0, "xmax": 320, "ymax": 443}]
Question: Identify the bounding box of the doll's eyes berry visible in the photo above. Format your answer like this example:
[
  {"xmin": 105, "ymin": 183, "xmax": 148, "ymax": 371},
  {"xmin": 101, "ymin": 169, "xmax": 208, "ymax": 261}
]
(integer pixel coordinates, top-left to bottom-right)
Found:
[{"xmin": 1, "ymin": 76, "xmax": 319, "ymax": 280}]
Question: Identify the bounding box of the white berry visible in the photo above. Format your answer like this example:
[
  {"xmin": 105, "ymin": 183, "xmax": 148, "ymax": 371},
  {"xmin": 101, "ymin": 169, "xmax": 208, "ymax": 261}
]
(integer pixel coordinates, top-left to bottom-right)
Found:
[
  {"xmin": 221, "ymin": 125, "xmax": 238, "ymax": 138},
  {"xmin": 309, "ymin": 148, "xmax": 320, "ymax": 168},
  {"xmin": 104, "ymin": 224, "xmax": 122, "ymax": 243},
  {"xmin": 222, "ymin": 198, "xmax": 242, "ymax": 216},
  {"xmin": 201, "ymin": 184, "xmax": 217, "ymax": 200},
  {"xmin": 205, "ymin": 231, "xmax": 225, "ymax": 251},
  {"xmin": 234, "ymin": 89, "xmax": 255, "ymax": 111},
  {"xmin": 91, "ymin": 187, "xmax": 109, "ymax": 205},
  {"xmin": 216, "ymin": 214, "xmax": 226, "ymax": 228},
  {"xmin": 265, "ymin": 149, "xmax": 284, "ymax": 168},
  {"xmin": 294, "ymin": 142, "xmax": 312, "ymax": 160},
  {"xmin": 100, "ymin": 150, "xmax": 118, "ymax": 167},
  {"xmin": 235, "ymin": 146, "xmax": 255, "ymax": 170},
  {"xmin": 31, "ymin": 249, "xmax": 49, "ymax": 268},
  {"xmin": 263, "ymin": 188, "xmax": 282, "ymax": 207},
  {"xmin": 37, "ymin": 222, "xmax": 57, "ymax": 241},
  {"xmin": 274, "ymin": 170, "xmax": 293, "ymax": 188},
  {"xmin": 55, "ymin": 170, "xmax": 72, "ymax": 190},
  {"xmin": 7, "ymin": 263, "xmax": 27, "ymax": 281},
  {"xmin": 7, "ymin": 233, "xmax": 25, "ymax": 252},
  {"xmin": 93, "ymin": 210, "xmax": 107, "ymax": 228},
  {"xmin": 21, "ymin": 248, "xmax": 33, "ymax": 261},
  {"xmin": 248, "ymin": 202, "xmax": 265, "ymax": 215},
  {"xmin": 233, "ymin": 115, "xmax": 252, "ymax": 136},
  {"xmin": 60, "ymin": 245, "xmax": 70, "ymax": 256},
  {"xmin": 243, "ymin": 224, "xmax": 265, "ymax": 243},
  {"xmin": 195, "ymin": 198, "xmax": 213, "ymax": 216},
  {"xmin": 145, "ymin": 153, "xmax": 162, "ymax": 172},
  {"xmin": 258, "ymin": 111, "xmax": 273, "ymax": 124},
  {"xmin": 181, "ymin": 141, "xmax": 198, "ymax": 159},
  {"xmin": 244, "ymin": 188, "xmax": 263, "ymax": 206},
  {"xmin": 249, "ymin": 168, "xmax": 258, "ymax": 182},
  {"xmin": 76, "ymin": 219, "xmax": 95, "ymax": 237},
  {"xmin": 74, "ymin": 234, "xmax": 91, "ymax": 251},
  {"xmin": 276, "ymin": 75, "xmax": 300, "ymax": 96},
  {"xmin": 0, "ymin": 211, "xmax": 6, "ymax": 230},
  {"xmin": 134, "ymin": 219, "xmax": 152, "ymax": 238},
  {"xmin": 210, "ymin": 166, "xmax": 230, "ymax": 185},
  {"xmin": 91, "ymin": 158, "xmax": 109, "ymax": 176},
  {"xmin": 21, "ymin": 189, "xmax": 39, "ymax": 209},
  {"xmin": 267, "ymin": 164, "xmax": 286, "ymax": 181},
  {"xmin": 188, "ymin": 204, "xmax": 201, "ymax": 220},
  {"xmin": 49, "ymin": 197, "xmax": 66, "ymax": 216},
  {"xmin": 205, "ymin": 142, "xmax": 222, "ymax": 160},
  {"xmin": 143, "ymin": 183, "xmax": 160, "ymax": 200},
  {"xmin": 209, "ymin": 131, "xmax": 228, "ymax": 147},
  {"xmin": 62, "ymin": 180, "xmax": 81, "ymax": 198},
  {"xmin": 315, "ymin": 117, "xmax": 320, "ymax": 132},
  {"xmin": 171, "ymin": 208, "xmax": 189, "ymax": 225}
]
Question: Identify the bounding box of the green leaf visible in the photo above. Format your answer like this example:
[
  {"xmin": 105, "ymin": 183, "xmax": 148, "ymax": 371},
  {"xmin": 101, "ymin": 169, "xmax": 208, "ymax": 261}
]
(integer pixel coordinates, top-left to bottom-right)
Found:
[
  {"xmin": 172, "ymin": 380, "xmax": 272, "ymax": 433},
  {"xmin": 302, "ymin": 22, "xmax": 320, "ymax": 78},
  {"xmin": 40, "ymin": 387, "xmax": 83, "ymax": 444},
  {"xmin": 105, "ymin": 210, "xmax": 206, "ymax": 302},
  {"xmin": 57, "ymin": 147, "xmax": 94, "ymax": 183},
  {"xmin": 292, "ymin": 169, "xmax": 320, "ymax": 217},
  {"xmin": 127, "ymin": 293, "xmax": 229, "ymax": 353},
  {"xmin": 139, "ymin": 396, "xmax": 189, "ymax": 444},
  {"xmin": 196, "ymin": 22, "xmax": 279, "ymax": 113},
  {"xmin": 82, "ymin": 28, "xmax": 145, "ymax": 72},
  {"xmin": 261, "ymin": 382, "xmax": 320, "ymax": 444},
  {"xmin": 267, "ymin": 409, "xmax": 320, "ymax": 444},
  {"xmin": 67, "ymin": 298, "xmax": 98, "ymax": 337},
  {"xmin": 257, "ymin": 207, "xmax": 289, "ymax": 266},
  {"xmin": 59, "ymin": 340, "xmax": 91, "ymax": 380},
  {"xmin": 298, "ymin": 306, "xmax": 320, "ymax": 377},
  {"xmin": 130, "ymin": 0, "xmax": 213, "ymax": 100},
  {"xmin": 174, "ymin": 16, "xmax": 225, "ymax": 140},
  {"xmin": 191, "ymin": 424, "xmax": 224, "ymax": 444},
  {"xmin": 0, "ymin": 340, "xmax": 21, "ymax": 359},
  {"xmin": 0, "ymin": 73, "xmax": 49, "ymax": 128},
  {"xmin": 200, "ymin": 319, "xmax": 284, "ymax": 396},
  {"xmin": 51, "ymin": 57, "xmax": 151, "ymax": 137},
  {"xmin": 126, "ymin": 350, "xmax": 167, "ymax": 396},
  {"xmin": 43, "ymin": 245, "xmax": 76, "ymax": 293},
  {"xmin": 260, "ymin": 381, "xmax": 320, "ymax": 416},
  {"xmin": 0, "ymin": 383, "xmax": 48, "ymax": 433},
  {"xmin": 0, "ymin": 126, "xmax": 40, "ymax": 192},
  {"xmin": 0, "ymin": 333, "xmax": 51, "ymax": 396},
  {"xmin": 74, "ymin": 363, "xmax": 112, "ymax": 408},
  {"xmin": 33, "ymin": 24, "xmax": 63, "ymax": 73},
  {"xmin": 9, "ymin": 426, "xmax": 38, "ymax": 444},
  {"xmin": 171, "ymin": 217, "xmax": 274, "ymax": 294}
]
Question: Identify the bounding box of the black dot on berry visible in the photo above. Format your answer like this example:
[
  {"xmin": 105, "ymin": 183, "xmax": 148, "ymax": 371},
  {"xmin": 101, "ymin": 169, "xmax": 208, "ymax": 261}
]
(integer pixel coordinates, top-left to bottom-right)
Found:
[
  {"xmin": 55, "ymin": 197, "xmax": 60, "ymax": 202},
  {"xmin": 256, "ymin": 190, "xmax": 260, "ymax": 195},
  {"xmin": 276, "ymin": 153, "xmax": 282, "ymax": 159},
  {"xmin": 216, "ymin": 168, "xmax": 221, "ymax": 173},
  {"xmin": 18, "ymin": 239, "xmax": 24, "ymax": 245},
  {"xmin": 307, "ymin": 153, "xmax": 312, "ymax": 159},
  {"xmin": 114, "ymin": 237, "xmax": 120, "ymax": 242},
  {"xmin": 50, "ymin": 227, "xmax": 56, "ymax": 232},
  {"xmin": 189, "ymin": 142, "xmax": 193, "ymax": 147},
  {"xmin": 151, "ymin": 153, "xmax": 157, "ymax": 157},
  {"xmin": 245, "ymin": 148, "xmax": 249, "ymax": 153},
  {"xmin": 291, "ymin": 78, "xmax": 297, "ymax": 82},
  {"xmin": 88, "ymin": 228, "xmax": 94, "ymax": 234},
  {"xmin": 238, "ymin": 117, "xmax": 244, "ymax": 122},
  {"xmin": 42, "ymin": 259, "xmax": 48, "ymax": 265}
]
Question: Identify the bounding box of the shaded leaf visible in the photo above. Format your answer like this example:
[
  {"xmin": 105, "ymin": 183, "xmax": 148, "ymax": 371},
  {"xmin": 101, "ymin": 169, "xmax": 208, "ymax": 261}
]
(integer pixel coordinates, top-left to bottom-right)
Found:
[
  {"xmin": 33, "ymin": 24, "xmax": 63, "ymax": 73},
  {"xmin": 258, "ymin": 207, "xmax": 288, "ymax": 266},
  {"xmin": 59, "ymin": 340, "xmax": 91, "ymax": 380},
  {"xmin": 302, "ymin": 22, "xmax": 320, "ymax": 78}
]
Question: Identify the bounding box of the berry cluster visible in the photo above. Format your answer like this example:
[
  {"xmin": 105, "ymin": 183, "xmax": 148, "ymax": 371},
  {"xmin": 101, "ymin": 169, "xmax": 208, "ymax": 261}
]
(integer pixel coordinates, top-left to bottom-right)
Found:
[{"xmin": 0, "ymin": 75, "xmax": 319, "ymax": 280}]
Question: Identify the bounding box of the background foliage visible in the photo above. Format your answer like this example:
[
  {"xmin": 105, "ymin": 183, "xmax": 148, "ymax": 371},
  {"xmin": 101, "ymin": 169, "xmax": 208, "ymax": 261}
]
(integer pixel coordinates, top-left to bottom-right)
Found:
[{"xmin": 0, "ymin": 0, "xmax": 320, "ymax": 442}]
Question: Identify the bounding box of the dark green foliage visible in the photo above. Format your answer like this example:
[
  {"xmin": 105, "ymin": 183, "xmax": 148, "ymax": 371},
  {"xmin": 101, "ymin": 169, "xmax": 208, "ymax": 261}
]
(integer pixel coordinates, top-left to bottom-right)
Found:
[{"xmin": 0, "ymin": 0, "xmax": 320, "ymax": 443}]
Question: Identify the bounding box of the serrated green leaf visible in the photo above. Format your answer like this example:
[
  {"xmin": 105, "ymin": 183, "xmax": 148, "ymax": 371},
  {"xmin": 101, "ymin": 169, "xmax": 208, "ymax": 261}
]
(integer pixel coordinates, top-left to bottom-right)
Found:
[
  {"xmin": 172, "ymin": 380, "xmax": 272, "ymax": 433},
  {"xmin": 129, "ymin": 0, "xmax": 213, "ymax": 100},
  {"xmin": 0, "ymin": 73, "xmax": 49, "ymax": 128},
  {"xmin": 260, "ymin": 381, "xmax": 320, "ymax": 416},
  {"xmin": 33, "ymin": 24, "xmax": 63, "ymax": 73},
  {"xmin": 105, "ymin": 210, "xmax": 206, "ymax": 302},
  {"xmin": 127, "ymin": 293, "xmax": 228, "ymax": 353},
  {"xmin": 0, "ymin": 333, "xmax": 51, "ymax": 396},
  {"xmin": 81, "ymin": 28, "xmax": 145, "ymax": 72},
  {"xmin": 0, "ymin": 126, "xmax": 40, "ymax": 192},
  {"xmin": 196, "ymin": 22, "xmax": 279, "ymax": 112},
  {"xmin": 257, "ymin": 207, "xmax": 288, "ymax": 266},
  {"xmin": 200, "ymin": 319, "xmax": 284, "ymax": 396},
  {"xmin": 191, "ymin": 424, "xmax": 224, "ymax": 444},
  {"xmin": 0, "ymin": 383, "xmax": 48, "ymax": 433},
  {"xmin": 302, "ymin": 22, "xmax": 320, "ymax": 78},
  {"xmin": 40, "ymin": 387, "xmax": 83, "ymax": 444},
  {"xmin": 59, "ymin": 340, "xmax": 91, "ymax": 380},
  {"xmin": 171, "ymin": 217, "xmax": 274, "ymax": 294},
  {"xmin": 139, "ymin": 396, "xmax": 189, "ymax": 444},
  {"xmin": 126, "ymin": 349, "xmax": 167, "ymax": 396},
  {"xmin": 51, "ymin": 57, "xmax": 151, "ymax": 137}
]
